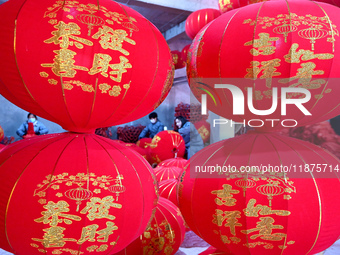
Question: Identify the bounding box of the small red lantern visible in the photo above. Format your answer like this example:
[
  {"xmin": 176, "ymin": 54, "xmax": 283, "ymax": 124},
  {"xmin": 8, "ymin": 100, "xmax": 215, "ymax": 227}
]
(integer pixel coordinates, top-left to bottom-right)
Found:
[
  {"xmin": 185, "ymin": 8, "xmax": 221, "ymax": 40},
  {"xmin": 188, "ymin": 0, "xmax": 340, "ymax": 131},
  {"xmin": 181, "ymin": 44, "xmax": 191, "ymax": 64},
  {"xmin": 178, "ymin": 132, "xmax": 340, "ymax": 254},
  {"xmin": 159, "ymin": 179, "xmax": 179, "ymax": 207},
  {"xmin": 149, "ymin": 131, "xmax": 185, "ymax": 164},
  {"xmin": 158, "ymin": 157, "xmax": 188, "ymax": 169},
  {"xmin": 154, "ymin": 165, "xmax": 182, "ymax": 183},
  {"xmin": 194, "ymin": 120, "xmax": 210, "ymax": 143},
  {"xmin": 171, "ymin": 50, "xmax": 186, "ymax": 69},
  {"xmin": 218, "ymin": 0, "xmax": 266, "ymax": 13},
  {"xmin": 0, "ymin": 0, "xmax": 174, "ymax": 133},
  {"xmin": 115, "ymin": 197, "xmax": 186, "ymax": 255},
  {"xmin": 0, "ymin": 133, "xmax": 158, "ymax": 255}
]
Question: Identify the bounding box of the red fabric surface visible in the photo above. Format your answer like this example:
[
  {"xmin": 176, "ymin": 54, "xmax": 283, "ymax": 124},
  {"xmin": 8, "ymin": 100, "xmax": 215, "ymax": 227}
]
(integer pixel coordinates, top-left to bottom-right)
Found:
[
  {"xmin": 149, "ymin": 131, "xmax": 185, "ymax": 164},
  {"xmin": 178, "ymin": 132, "xmax": 340, "ymax": 254},
  {"xmin": 158, "ymin": 157, "xmax": 188, "ymax": 169},
  {"xmin": 153, "ymin": 165, "xmax": 182, "ymax": 183},
  {"xmin": 115, "ymin": 197, "xmax": 186, "ymax": 255},
  {"xmin": 185, "ymin": 8, "xmax": 221, "ymax": 39},
  {"xmin": 188, "ymin": 0, "xmax": 340, "ymax": 131},
  {"xmin": 159, "ymin": 179, "xmax": 179, "ymax": 207},
  {"xmin": 27, "ymin": 122, "xmax": 35, "ymax": 135},
  {"xmin": 0, "ymin": 0, "xmax": 174, "ymax": 133},
  {"xmin": 0, "ymin": 133, "xmax": 158, "ymax": 255}
]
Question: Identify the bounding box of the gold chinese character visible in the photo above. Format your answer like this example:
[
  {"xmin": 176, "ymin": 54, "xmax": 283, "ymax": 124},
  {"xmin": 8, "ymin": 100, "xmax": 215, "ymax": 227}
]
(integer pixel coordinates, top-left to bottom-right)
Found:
[
  {"xmin": 32, "ymin": 226, "xmax": 77, "ymax": 248},
  {"xmin": 77, "ymin": 222, "xmax": 118, "ymax": 244},
  {"xmin": 212, "ymin": 209, "xmax": 242, "ymax": 235},
  {"xmin": 44, "ymin": 21, "xmax": 93, "ymax": 49},
  {"xmin": 241, "ymin": 217, "xmax": 286, "ymax": 241},
  {"xmin": 244, "ymin": 199, "xmax": 291, "ymax": 217},
  {"xmin": 245, "ymin": 59, "xmax": 281, "ymax": 88},
  {"xmin": 97, "ymin": 222, "xmax": 118, "ymax": 242},
  {"xmin": 93, "ymin": 26, "xmax": 136, "ymax": 55},
  {"xmin": 89, "ymin": 54, "xmax": 132, "ymax": 82},
  {"xmin": 34, "ymin": 201, "xmax": 81, "ymax": 226},
  {"xmin": 244, "ymin": 33, "xmax": 280, "ymax": 56},
  {"xmin": 41, "ymin": 49, "xmax": 89, "ymax": 77},
  {"xmin": 80, "ymin": 196, "xmax": 122, "ymax": 221},
  {"xmin": 211, "ymin": 184, "xmax": 240, "ymax": 206},
  {"xmin": 284, "ymin": 43, "xmax": 334, "ymax": 63}
]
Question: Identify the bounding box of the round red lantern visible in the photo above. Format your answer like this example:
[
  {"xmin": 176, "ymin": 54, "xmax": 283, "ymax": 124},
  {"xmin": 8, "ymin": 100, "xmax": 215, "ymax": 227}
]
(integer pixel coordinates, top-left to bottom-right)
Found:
[
  {"xmin": 178, "ymin": 132, "xmax": 340, "ymax": 254},
  {"xmin": 218, "ymin": 0, "xmax": 266, "ymax": 13},
  {"xmin": 188, "ymin": 0, "xmax": 340, "ymax": 131},
  {"xmin": 159, "ymin": 179, "xmax": 179, "ymax": 207},
  {"xmin": 149, "ymin": 131, "xmax": 186, "ymax": 164},
  {"xmin": 115, "ymin": 197, "xmax": 186, "ymax": 255},
  {"xmin": 171, "ymin": 50, "xmax": 186, "ymax": 69},
  {"xmin": 123, "ymin": 142, "xmax": 149, "ymax": 161},
  {"xmin": 194, "ymin": 120, "xmax": 210, "ymax": 143},
  {"xmin": 0, "ymin": 133, "xmax": 158, "ymax": 255},
  {"xmin": 0, "ymin": 125, "xmax": 3, "ymax": 142},
  {"xmin": 181, "ymin": 44, "xmax": 191, "ymax": 63},
  {"xmin": 136, "ymin": 137, "xmax": 153, "ymax": 149},
  {"xmin": 154, "ymin": 165, "xmax": 182, "ymax": 183},
  {"xmin": 0, "ymin": 0, "xmax": 174, "ymax": 133},
  {"xmin": 185, "ymin": 8, "xmax": 221, "ymax": 40},
  {"xmin": 158, "ymin": 157, "xmax": 188, "ymax": 169}
]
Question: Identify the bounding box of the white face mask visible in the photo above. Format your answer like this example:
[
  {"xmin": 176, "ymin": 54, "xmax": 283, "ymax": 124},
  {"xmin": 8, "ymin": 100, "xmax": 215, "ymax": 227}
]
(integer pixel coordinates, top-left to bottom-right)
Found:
[
  {"xmin": 150, "ymin": 119, "xmax": 156, "ymax": 124},
  {"xmin": 28, "ymin": 118, "xmax": 36, "ymax": 123}
]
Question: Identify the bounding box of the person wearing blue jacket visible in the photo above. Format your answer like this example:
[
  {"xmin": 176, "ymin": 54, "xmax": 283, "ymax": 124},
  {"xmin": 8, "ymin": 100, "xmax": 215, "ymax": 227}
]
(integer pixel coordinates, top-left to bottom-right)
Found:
[
  {"xmin": 16, "ymin": 113, "xmax": 49, "ymax": 138},
  {"xmin": 175, "ymin": 115, "xmax": 204, "ymax": 159},
  {"xmin": 139, "ymin": 112, "xmax": 164, "ymax": 139}
]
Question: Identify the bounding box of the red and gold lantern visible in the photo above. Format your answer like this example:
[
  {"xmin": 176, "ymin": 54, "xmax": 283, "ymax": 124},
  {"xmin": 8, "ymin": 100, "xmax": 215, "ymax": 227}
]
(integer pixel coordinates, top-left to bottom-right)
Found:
[
  {"xmin": 149, "ymin": 131, "xmax": 185, "ymax": 164},
  {"xmin": 115, "ymin": 197, "xmax": 186, "ymax": 255},
  {"xmin": 159, "ymin": 179, "xmax": 179, "ymax": 207},
  {"xmin": 0, "ymin": 0, "xmax": 174, "ymax": 133},
  {"xmin": 136, "ymin": 137, "xmax": 153, "ymax": 149},
  {"xmin": 178, "ymin": 132, "xmax": 340, "ymax": 254},
  {"xmin": 0, "ymin": 133, "xmax": 158, "ymax": 255},
  {"xmin": 123, "ymin": 142, "xmax": 149, "ymax": 161},
  {"xmin": 194, "ymin": 120, "xmax": 210, "ymax": 143},
  {"xmin": 188, "ymin": 0, "xmax": 340, "ymax": 130},
  {"xmin": 154, "ymin": 165, "xmax": 182, "ymax": 183},
  {"xmin": 181, "ymin": 44, "xmax": 191, "ymax": 63},
  {"xmin": 218, "ymin": 0, "xmax": 266, "ymax": 13},
  {"xmin": 185, "ymin": 8, "xmax": 221, "ymax": 40},
  {"xmin": 171, "ymin": 50, "xmax": 186, "ymax": 69}
]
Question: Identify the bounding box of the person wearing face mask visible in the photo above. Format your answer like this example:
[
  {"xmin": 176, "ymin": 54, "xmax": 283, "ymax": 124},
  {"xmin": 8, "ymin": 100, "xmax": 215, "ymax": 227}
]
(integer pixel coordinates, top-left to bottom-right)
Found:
[
  {"xmin": 16, "ymin": 113, "xmax": 49, "ymax": 139},
  {"xmin": 138, "ymin": 112, "xmax": 165, "ymax": 140},
  {"xmin": 175, "ymin": 116, "xmax": 204, "ymax": 159}
]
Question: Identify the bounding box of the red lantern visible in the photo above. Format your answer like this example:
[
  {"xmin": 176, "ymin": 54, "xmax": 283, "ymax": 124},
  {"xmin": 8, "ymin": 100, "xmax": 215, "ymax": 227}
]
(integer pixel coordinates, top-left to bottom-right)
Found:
[
  {"xmin": 158, "ymin": 157, "xmax": 188, "ymax": 169},
  {"xmin": 194, "ymin": 120, "xmax": 210, "ymax": 143},
  {"xmin": 115, "ymin": 197, "xmax": 186, "ymax": 255},
  {"xmin": 200, "ymin": 246, "xmax": 229, "ymax": 255},
  {"xmin": 185, "ymin": 8, "xmax": 221, "ymax": 40},
  {"xmin": 0, "ymin": 133, "xmax": 158, "ymax": 255},
  {"xmin": 218, "ymin": 0, "xmax": 266, "ymax": 13},
  {"xmin": 0, "ymin": 0, "xmax": 174, "ymax": 133},
  {"xmin": 154, "ymin": 165, "xmax": 182, "ymax": 183},
  {"xmin": 159, "ymin": 179, "xmax": 179, "ymax": 207},
  {"xmin": 0, "ymin": 125, "xmax": 3, "ymax": 142},
  {"xmin": 123, "ymin": 142, "xmax": 149, "ymax": 161},
  {"xmin": 188, "ymin": 0, "xmax": 340, "ymax": 131},
  {"xmin": 178, "ymin": 132, "xmax": 340, "ymax": 254},
  {"xmin": 181, "ymin": 44, "xmax": 191, "ymax": 63},
  {"xmin": 149, "ymin": 131, "xmax": 186, "ymax": 164},
  {"xmin": 136, "ymin": 138, "xmax": 153, "ymax": 149},
  {"xmin": 171, "ymin": 50, "xmax": 186, "ymax": 69}
]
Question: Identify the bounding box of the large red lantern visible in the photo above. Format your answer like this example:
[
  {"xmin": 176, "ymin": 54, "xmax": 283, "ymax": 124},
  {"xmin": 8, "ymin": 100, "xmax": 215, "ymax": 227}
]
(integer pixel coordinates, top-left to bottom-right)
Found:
[
  {"xmin": 218, "ymin": 0, "xmax": 266, "ymax": 13},
  {"xmin": 115, "ymin": 197, "xmax": 186, "ymax": 255},
  {"xmin": 0, "ymin": 133, "xmax": 158, "ymax": 255},
  {"xmin": 149, "ymin": 131, "xmax": 185, "ymax": 164},
  {"xmin": 188, "ymin": 0, "xmax": 340, "ymax": 131},
  {"xmin": 178, "ymin": 132, "xmax": 340, "ymax": 254},
  {"xmin": 185, "ymin": 8, "xmax": 221, "ymax": 40},
  {"xmin": 154, "ymin": 165, "xmax": 182, "ymax": 183},
  {"xmin": 0, "ymin": 0, "xmax": 174, "ymax": 133}
]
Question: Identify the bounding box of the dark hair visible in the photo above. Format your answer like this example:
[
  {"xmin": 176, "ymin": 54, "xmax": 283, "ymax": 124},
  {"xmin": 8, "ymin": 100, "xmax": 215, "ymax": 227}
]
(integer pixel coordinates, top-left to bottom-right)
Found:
[
  {"xmin": 27, "ymin": 113, "xmax": 38, "ymax": 120},
  {"xmin": 175, "ymin": 116, "xmax": 187, "ymax": 126},
  {"xmin": 149, "ymin": 112, "xmax": 158, "ymax": 119}
]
